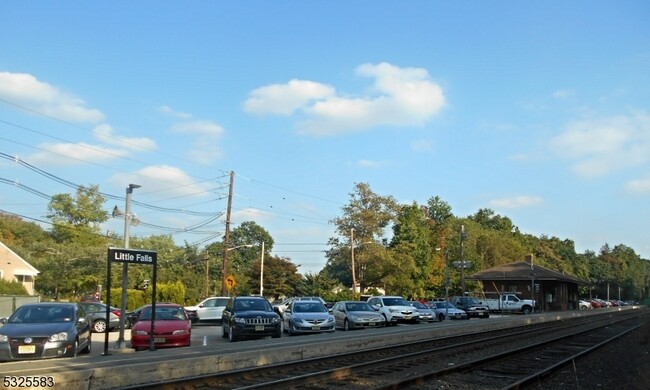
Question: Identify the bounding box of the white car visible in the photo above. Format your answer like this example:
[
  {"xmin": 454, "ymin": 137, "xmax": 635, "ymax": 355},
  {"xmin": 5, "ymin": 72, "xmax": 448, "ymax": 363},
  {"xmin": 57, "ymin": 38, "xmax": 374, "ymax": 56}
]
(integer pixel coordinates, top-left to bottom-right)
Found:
[
  {"xmin": 184, "ymin": 296, "xmax": 230, "ymax": 323},
  {"xmin": 430, "ymin": 301, "xmax": 468, "ymax": 321},
  {"xmin": 366, "ymin": 296, "xmax": 420, "ymax": 325}
]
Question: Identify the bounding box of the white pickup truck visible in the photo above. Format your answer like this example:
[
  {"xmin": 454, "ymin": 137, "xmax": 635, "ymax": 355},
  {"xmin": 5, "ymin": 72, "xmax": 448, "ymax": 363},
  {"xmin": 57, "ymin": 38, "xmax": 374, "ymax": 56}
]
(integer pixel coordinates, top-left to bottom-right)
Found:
[{"xmin": 477, "ymin": 293, "xmax": 535, "ymax": 314}]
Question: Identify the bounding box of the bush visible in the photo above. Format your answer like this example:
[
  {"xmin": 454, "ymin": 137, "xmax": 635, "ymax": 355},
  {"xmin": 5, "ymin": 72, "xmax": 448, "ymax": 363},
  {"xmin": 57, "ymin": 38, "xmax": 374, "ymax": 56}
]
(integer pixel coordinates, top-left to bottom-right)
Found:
[{"xmin": 0, "ymin": 279, "xmax": 29, "ymax": 295}]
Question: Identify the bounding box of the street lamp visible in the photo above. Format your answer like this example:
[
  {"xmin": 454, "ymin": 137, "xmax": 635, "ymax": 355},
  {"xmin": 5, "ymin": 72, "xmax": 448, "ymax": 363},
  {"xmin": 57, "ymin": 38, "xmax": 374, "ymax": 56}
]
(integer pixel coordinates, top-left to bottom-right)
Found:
[
  {"xmin": 113, "ymin": 183, "xmax": 140, "ymax": 349},
  {"xmin": 259, "ymin": 241, "xmax": 265, "ymax": 297},
  {"xmin": 221, "ymin": 244, "xmax": 253, "ymax": 296}
]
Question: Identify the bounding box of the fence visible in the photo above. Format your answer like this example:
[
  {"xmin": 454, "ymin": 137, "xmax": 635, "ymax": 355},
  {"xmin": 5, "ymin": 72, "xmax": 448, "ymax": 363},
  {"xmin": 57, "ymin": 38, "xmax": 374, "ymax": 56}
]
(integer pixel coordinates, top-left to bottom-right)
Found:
[{"xmin": 0, "ymin": 295, "xmax": 41, "ymax": 318}]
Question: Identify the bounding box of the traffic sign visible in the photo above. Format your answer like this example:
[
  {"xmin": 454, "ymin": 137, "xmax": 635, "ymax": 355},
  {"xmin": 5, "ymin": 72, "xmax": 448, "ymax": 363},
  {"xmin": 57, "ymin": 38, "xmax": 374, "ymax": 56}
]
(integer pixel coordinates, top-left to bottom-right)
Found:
[{"xmin": 225, "ymin": 275, "xmax": 236, "ymax": 289}]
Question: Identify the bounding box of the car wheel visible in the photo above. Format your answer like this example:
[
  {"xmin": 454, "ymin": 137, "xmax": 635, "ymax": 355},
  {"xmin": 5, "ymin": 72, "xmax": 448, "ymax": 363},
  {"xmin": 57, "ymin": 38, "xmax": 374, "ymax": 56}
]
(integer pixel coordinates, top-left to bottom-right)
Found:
[
  {"xmin": 287, "ymin": 323, "xmax": 294, "ymax": 336},
  {"xmin": 438, "ymin": 313, "xmax": 445, "ymax": 322},
  {"xmin": 93, "ymin": 319, "xmax": 108, "ymax": 333},
  {"xmin": 522, "ymin": 306, "xmax": 532, "ymax": 315},
  {"xmin": 228, "ymin": 325, "xmax": 237, "ymax": 342},
  {"xmin": 382, "ymin": 314, "xmax": 389, "ymax": 326},
  {"xmin": 272, "ymin": 328, "xmax": 281, "ymax": 339},
  {"xmin": 222, "ymin": 325, "xmax": 228, "ymax": 338},
  {"xmin": 344, "ymin": 319, "xmax": 350, "ymax": 331}
]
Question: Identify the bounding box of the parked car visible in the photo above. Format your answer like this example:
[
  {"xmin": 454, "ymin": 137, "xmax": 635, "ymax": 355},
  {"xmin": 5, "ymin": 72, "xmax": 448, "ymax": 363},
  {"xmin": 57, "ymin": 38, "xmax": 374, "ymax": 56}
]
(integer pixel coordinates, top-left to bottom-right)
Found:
[
  {"xmin": 283, "ymin": 300, "xmax": 336, "ymax": 335},
  {"xmin": 367, "ymin": 296, "xmax": 420, "ymax": 325},
  {"xmin": 408, "ymin": 301, "xmax": 435, "ymax": 322},
  {"xmin": 222, "ymin": 296, "xmax": 282, "ymax": 342},
  {"xmin": 331, "ymin": 301, "xmax": 385, "ymax": 330},
  {"xmin": 450, "ymin": 296, "xmax": 490, "ymax": 319},
  {"xmin": 430, "ymin": 301, "xmax": 468, "ymax": 321},
  {"xmin": 130, "ymin": 303, "xmax": 191, "ymax": 351},
  {"xmin": 184, "ymin": 296, "xmax": 229, "ymax": 323},
  {"xmin": 78, "ymin": 302, "xmax": 120, "ymax": 333},
  {"xmin": 0, "ymin": 302, "xmax": 92, "ymax": 361},
  {"xmin": 579, "ymin": 300, "xmax": 592, "ymax": 310},
  {"xmin": 273, "ymin": 296, "xmax": 325, "ymax": 317},
  {"xmin": 125, "ymin": 303, "xmax": 197, "ymax": 328}
]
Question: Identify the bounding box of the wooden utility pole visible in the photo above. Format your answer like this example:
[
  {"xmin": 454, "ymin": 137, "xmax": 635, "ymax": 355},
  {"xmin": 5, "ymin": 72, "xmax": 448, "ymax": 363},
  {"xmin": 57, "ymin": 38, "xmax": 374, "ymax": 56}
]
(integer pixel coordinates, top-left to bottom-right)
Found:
[{"xmin": 222, "ymin": 171, "xmax": 234, "ymax": 296}]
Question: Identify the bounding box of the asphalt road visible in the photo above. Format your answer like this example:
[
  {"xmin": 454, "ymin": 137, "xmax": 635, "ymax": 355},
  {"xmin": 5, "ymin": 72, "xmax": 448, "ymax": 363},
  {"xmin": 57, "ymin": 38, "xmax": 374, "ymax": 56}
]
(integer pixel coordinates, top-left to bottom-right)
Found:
[{"xmin": 90, "ymin": 321, "xmax": 225, "ymax": 356}]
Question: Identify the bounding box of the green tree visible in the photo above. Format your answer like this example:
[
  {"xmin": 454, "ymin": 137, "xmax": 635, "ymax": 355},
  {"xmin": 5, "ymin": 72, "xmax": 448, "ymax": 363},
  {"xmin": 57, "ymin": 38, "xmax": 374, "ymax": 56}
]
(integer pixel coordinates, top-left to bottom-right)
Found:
[
  {"xmin": 325, "ymin": 183, "xmax": 397, "ymax": 291},
  {"xmin": 47, "ymin": 185, "xmax": 108, "ymax": 245}
]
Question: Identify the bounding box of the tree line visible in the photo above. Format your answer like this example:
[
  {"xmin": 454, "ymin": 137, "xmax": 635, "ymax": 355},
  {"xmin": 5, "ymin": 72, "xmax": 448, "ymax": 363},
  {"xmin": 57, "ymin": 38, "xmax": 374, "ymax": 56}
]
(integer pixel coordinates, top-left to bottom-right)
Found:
[{"xmin": 1, "ymin": 183, "xmax": 648, "ymax": 309}]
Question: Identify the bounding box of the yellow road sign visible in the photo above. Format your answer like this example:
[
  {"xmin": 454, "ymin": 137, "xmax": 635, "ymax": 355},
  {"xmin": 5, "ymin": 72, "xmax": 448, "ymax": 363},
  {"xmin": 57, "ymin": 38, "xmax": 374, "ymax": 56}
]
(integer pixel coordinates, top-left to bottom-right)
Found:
[{"xmin": 225, "ymin": 275, "xmax": 236, "ymax": 289}]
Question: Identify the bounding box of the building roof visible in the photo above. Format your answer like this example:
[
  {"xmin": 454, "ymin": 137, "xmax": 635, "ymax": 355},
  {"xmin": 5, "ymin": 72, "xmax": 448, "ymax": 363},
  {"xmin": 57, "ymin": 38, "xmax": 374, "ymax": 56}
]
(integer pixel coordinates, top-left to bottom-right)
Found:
[{"xmin": 466, "ymin": 261, "xmax": 588, "ymax": 285}]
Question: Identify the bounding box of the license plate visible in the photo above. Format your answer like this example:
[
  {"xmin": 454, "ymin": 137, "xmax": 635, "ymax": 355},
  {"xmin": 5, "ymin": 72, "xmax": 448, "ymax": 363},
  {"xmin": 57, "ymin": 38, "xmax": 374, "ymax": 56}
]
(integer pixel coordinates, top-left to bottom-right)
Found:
[
  {"xmin": 311, "ymin": 326, "xmax": 320, "ymax": 331},
  {"xmin": 255, "ymin": 325, "xmax": 264, "ymax": 331},
  {"xmin": 154, "ymin": 337, "xmax": 165, "ymax": 343},
  {"xmin": 369, "ymin": 322, "xmax": 376, "ymax": 326},
  {"xmin": 18, "ymin": 345, "xmax": 36, "ymax": 354},
  {"xmin": 404, "ymin": 315, "xmax": 411, "ymax": 319}
]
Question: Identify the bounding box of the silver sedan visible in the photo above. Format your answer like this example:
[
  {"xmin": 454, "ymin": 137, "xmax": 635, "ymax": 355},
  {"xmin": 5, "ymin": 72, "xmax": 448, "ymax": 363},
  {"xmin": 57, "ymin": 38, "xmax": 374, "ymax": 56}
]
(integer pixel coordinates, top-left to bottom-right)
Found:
[{"xmin": 331, "ymin": 301, "xmax": 385, "ymax": 331}]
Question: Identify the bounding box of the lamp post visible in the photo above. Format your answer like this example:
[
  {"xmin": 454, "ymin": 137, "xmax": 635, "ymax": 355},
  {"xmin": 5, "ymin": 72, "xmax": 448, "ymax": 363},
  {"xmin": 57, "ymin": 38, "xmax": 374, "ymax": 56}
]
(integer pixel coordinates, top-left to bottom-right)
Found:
[
  {"xmin": 221, "ymin": 244, "xmax": 254, "ymax": 296},
  {"xmin": 445, "ymin": 249, "xmax": 450, "ymax": 320},
  {"xmin": 116, "ymin": 183, "xmax": 140, "ymax": 349},
  {"xmin": 259, "ymin": 241, "xmax": 265, "ymax": 297},
  {"xmin": 350, "ymin": 228, "xmax": 357, "ymax": 293}
]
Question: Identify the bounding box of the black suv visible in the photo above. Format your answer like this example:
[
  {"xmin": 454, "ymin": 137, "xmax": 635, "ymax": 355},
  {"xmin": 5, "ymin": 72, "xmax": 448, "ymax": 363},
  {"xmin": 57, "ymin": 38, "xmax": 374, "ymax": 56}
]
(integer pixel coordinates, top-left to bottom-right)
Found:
[
  {"xmin": 221, "ymin": 296, "xmax": 282, "ymax": 342},
  {"xmin": 450, "ymin": 296, "xmax": 490, "ymax": 319}
]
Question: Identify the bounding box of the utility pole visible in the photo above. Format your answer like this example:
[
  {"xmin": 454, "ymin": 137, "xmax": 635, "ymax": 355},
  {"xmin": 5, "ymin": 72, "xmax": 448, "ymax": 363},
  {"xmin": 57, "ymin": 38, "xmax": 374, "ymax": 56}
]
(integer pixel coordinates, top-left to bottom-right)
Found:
[
  {"xmin": 259, "ymin": 241, "xmax": 265, "ymax": 296},
  {"xmin": 460, "ymin": 224, "xmax": 466, "ymax": 296},
  {"xmin": 116, "ymin": 183, "xmax": 139, "ymax": 349},
  {"xmin": 222, "ymin": 171, "xmax": 234, "ymax": 296},
  {"xmin": 350, "ymin": 228, "xmax": 357, "ymax": 293}
]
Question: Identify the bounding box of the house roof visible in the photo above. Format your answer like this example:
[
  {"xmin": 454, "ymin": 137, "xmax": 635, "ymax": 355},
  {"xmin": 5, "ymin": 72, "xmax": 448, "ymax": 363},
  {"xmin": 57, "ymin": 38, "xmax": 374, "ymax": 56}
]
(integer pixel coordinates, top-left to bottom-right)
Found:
[
  {"xmin": 466, "ymin": 261, "xmax": 588, "ymax": 285},
  {"xmin": 0, "ymin": 241, "xmax": 40, "ymax": 275}
]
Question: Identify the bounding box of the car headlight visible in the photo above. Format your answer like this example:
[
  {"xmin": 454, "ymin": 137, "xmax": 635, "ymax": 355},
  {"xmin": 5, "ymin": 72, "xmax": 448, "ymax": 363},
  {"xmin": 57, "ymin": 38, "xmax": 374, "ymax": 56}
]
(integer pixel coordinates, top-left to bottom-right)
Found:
[
  {"xmin": 271, "ymin": 316, "xmax": 281, "ymax": 324},
  {"xmin": 0, "ymin": 334, "xmax": 8, "ymax": 343},
  {"xmin": 348, "ymin": 314, "xmax": 358, "ymax": 321},
  {"xmin": 234, "ymin": 317, "xmax": 246, "ymax": 324},
  {"xmin": 48, "ymin": 332, "xmax": 69, "ymax": 342},
  {"xmin": 389, "ymin": 308, "xmax": 400, "ymax": 313},
  {"xmin": 327, "ymin": 316, "xmax": 335, "ymax": 323},
  {"xmin": 172, "ymin": 330, "xmax": 189, "ymax": 335},
  {"xmin": 133, "ymin": 330, "xmax": 149, "ymax": 336}
]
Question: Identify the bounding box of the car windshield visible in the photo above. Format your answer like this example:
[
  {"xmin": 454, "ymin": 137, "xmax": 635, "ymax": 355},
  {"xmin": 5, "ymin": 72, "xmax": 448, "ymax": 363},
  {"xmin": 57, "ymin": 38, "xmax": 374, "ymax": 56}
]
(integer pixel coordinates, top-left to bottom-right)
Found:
[
  {"xmin": 9, "ymin": 306, "xmax": 74, "ymax": 323},
  {"xmin": 410, "ymin": 301, "xmax": 427, "ymax": 309},
  {"xmin": 234, "ymin": 299, "xmax": 270, "ymax": 312},
  {"xmin": 383, "ymin": 298, "xmax": 409, "ymax": 306},
  {"xmin": 435, "ymin": 302, "xmax": 455, "ymax": 309},
  {"xmin": 345, "ymin": 302, "xmax": 374, "ymax": 312},
  {"xmin": 293, "ymin": 303, "xmax": 327, "ymax": 313},
  {"xmin": 139, "ymin": 306, "xmax": 187, "ymax": 321}
]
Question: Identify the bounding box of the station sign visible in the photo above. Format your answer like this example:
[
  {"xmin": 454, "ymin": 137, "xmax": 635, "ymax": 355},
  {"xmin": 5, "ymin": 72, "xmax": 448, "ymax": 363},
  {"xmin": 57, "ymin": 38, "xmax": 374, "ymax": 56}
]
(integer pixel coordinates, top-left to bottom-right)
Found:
[{"xmin": 108, "ymin": 248, "xmax": 157, "ymax": 265}]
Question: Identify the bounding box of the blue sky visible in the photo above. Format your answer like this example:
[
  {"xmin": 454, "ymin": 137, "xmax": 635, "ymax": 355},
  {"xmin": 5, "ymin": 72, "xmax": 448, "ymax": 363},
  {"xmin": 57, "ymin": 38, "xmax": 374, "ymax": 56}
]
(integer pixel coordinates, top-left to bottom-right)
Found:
[{"xmin": 1, "ymin": 2, "xmax": 649, "ymax": 274}]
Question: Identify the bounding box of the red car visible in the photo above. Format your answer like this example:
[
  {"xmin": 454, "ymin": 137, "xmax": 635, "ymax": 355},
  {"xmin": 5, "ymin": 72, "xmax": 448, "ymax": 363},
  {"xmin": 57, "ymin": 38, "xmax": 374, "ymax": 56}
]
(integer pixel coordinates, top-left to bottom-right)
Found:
[{"xmin": 130, "ymin": 303, "xmax": 191, "ymax": 351}]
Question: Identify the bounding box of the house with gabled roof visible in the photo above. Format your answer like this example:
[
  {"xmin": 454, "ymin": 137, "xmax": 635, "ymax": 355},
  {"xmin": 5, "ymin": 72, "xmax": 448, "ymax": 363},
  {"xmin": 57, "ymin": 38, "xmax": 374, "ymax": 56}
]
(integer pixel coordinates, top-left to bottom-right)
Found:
[
  {"xmin": 0, "ymin": 241, "xmax": 39, "ymax": 295},
  {"xmin": 467, "ymin": 255, "xmax": 589, "ymax": 312}
]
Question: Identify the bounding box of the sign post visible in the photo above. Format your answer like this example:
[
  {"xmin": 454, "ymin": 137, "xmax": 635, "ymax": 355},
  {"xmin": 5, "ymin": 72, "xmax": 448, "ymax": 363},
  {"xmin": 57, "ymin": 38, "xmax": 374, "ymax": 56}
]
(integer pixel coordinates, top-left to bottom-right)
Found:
[{"xmin": 103, "ymin": 248, "xmax": 158, "ymax": 355}]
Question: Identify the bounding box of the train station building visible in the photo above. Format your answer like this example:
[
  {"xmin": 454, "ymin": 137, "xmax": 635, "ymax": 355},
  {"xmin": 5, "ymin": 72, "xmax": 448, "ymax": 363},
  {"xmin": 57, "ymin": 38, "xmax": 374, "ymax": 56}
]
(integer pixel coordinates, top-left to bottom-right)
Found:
[{"xmin": 467, "ymin": 255, "xmax": 589, "ymax": 312}]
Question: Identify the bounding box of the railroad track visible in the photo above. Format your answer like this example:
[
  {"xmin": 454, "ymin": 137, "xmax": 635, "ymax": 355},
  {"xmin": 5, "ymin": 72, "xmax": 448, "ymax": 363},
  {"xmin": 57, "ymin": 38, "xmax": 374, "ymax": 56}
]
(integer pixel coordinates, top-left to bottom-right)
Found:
[{"xmin": 131, "ymin": 310, "xmax": 644, "ymax": 390}]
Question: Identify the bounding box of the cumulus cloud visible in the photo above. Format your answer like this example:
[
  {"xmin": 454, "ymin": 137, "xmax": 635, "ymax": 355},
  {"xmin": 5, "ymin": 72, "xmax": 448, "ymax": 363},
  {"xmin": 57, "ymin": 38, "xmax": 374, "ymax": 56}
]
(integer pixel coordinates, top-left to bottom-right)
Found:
[
  {"xmin": 27, "ymin": 142, "xmax": 129, "ymax": 166},
  {"xmin": 243, "ymin": 62, "xmax": 446, "ymax": 136},
  {"xmin": 489, "ymin": 196, "xmax": 544, "ymax": 209},
  {"xmin": 170, "ymin": 120, "xmax": 224, "ymax": 164},
  {"xmin": 0, "ymin": 71, "xmax": 104, "ymax": 123},
  {"xmin": 243, "ymin": 79, "xmax": 335, "ymax": 116},
  {"xmin": 549, "ymin": 113, "xmax": 650, "ymax": 178},
  {"xmin": 157, "ymin": 105, "xmax": 193, "ymax": 119},
  {"xmin": 625, "ymin": 177, "xmax": 650, "ymax": 194},
  {"xmin": 109, "ymin": 165, "xmax": 212, "ymax": 198},
  {"xmin": 93, "ymin": 124, "xmax": 157, "ymax": 151}
]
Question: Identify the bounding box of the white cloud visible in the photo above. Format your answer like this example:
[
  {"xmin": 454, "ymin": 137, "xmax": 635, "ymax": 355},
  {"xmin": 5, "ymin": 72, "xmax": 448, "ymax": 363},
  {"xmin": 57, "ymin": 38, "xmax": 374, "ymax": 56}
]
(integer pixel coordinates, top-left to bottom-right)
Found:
[
  {"xmin": 170, "ymin": 120, "xmax": 224, "ymax": 164},
  {"xmin": 625, "ymin": 177, "xmax": 650, "ymax": 194},
  {"xmin": 108, "ymin": 165, "xmax": 212, "ymax": 198},
  {"xmin": 411, "ymin": 139, "xmax": 434, "ymax": 152},
  {"xmin": 157, "ymin": 105, "xmax": 193, "ymax": 119},
  {"xmin": 489, "ymin": 195, "xmax": 544, "ymax": 209},
  {"xmin": 243, "ymin": 79, "xmax": 335, "ymax": 116},
  {"xmin": 355, "ymin": 159, "xmax": 386, "ymax": 168},
  {"xmin": 28, "ymin": 142, "xmax": 129, "ymax": 166},
  {"xmin": 243, "ymin": 63, "xmax": 446, "ymax": 136},
  {"xmin": 92, "ymin": 124, "xmax": 157, "ymax": 151},
  {"xmin": 0, "ymin": 71, "xmax": 104, "ymax": 123},
  {"xmin": 549, "ymin": 112, "xmax": 650, "ymax": 178}
]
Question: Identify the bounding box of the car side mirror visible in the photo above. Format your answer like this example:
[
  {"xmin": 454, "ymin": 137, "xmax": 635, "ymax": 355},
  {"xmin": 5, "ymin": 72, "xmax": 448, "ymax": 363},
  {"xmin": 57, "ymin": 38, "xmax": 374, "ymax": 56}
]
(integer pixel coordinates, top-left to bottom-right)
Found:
[{"xmin": 0, "ymin": 317, "xmax": 7, "ymax": 324}]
